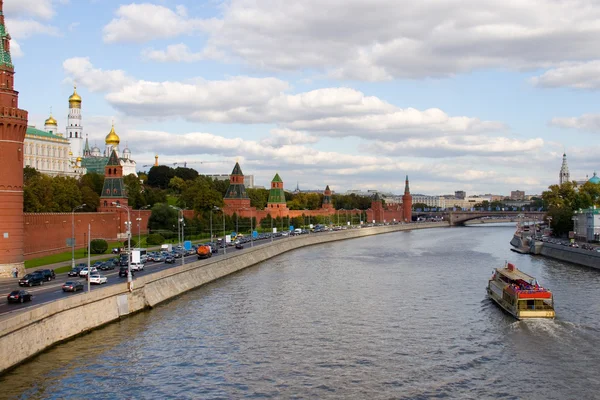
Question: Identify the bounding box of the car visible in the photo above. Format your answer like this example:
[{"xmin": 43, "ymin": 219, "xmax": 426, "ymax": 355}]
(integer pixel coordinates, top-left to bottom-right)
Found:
[
  {"xmin": 119, "ymin": 267, "xmax": 134, "ymax": 278},
  {"xmin": 19, "ymin": 273, "xmax": 44, "ymax": 287},
  {"xmin": 7, "ymin": 290, "xmax": 32, "ymax": 303},
  {"xmin": 164, "ymin": 256, "xmax": 175, "ymax": 264},
  {"xmin": 98, "ymin": 262, "xmax": 112, "ymax": 271},
  {"xmin": 68, "ymin": 267, "xmax": 82, "ymax": 277},
  {"xmin": 78, "ymin": 267, "xmax": 98, "ymax": 277},
  {"xmin": 130, "ymin": 262, "xmax": 144, "ymax": 271},
  {"xmin": 88, "ymin": 274, "xmax": 108, "ymax": 285},
  {"xmin": 34, "ymin": 269, "xmax": 56, "ymax": 281},
  {"xmin": 62, "ymin": 281, "xmax": 84, "ymax": 292},
  {"xmin": 235, "ymin": 243, "xmax": 244, "ymax": 249},
  {"xmin": 76, "ymin": 263, "xmax": 87, "ymax": 269}
]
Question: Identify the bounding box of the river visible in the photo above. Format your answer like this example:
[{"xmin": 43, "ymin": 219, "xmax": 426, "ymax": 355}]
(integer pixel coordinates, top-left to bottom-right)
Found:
[{"xmin": 2, "ymin": 225, "xmax": 600, "ymax": 399}]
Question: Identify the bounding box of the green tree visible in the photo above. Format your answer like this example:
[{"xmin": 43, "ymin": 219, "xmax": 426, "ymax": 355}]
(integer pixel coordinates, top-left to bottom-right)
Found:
[
  {"xmin": 168, "ymin": 176, "xmax": 187, "ymax": 193},
  {"xmin": 80, "ymin": 186, "xmax": 100, "ymax": 212},
  {"xmin": 50, "ymin": 176, "xmax": 83, "ymax": 212},
  {"xmin": 90, "ymin": 239, "xmax": 108, "ymax": 254},
  {"xmin": 174, "ymin": 167, "xmax": 199, "ymax": 181},
  {"xmin": 147, "ymin": 165, "xmax": 175, "ymax": 189},
  {"xmin": 124, "ymin": 174, "xmax": 146, "ymax": 209},
  {"xmin": 80, "ymin": 172, "xmax": 105, "ymax": 195},
  {"xmin": 248, "ymin": 188, "xmax": 269, "ymax": 209},
  {"xmin": 148, "ymin": 203, "xmax": 178, "ymax": 231},
  {"xmin": 412, "ymin": 203, "xmax": 428, "ymax": 210},
  {"xmin": 179, "ymin": 177, "xmax": 223, "ymax": 211},
  {"xmin": 23, "ymin": 166, "xmax": 40, "ymax": 184},
  {"xmin": 146, "ymin": 233, "xmax": 165, "ymax": 245}
]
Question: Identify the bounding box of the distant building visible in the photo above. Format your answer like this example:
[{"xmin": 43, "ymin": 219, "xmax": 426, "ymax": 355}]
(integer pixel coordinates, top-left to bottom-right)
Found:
[
  {"xmin": 510, "ymin": 190, "xmax": 525, "ymax": 201},
  {"xmin": 23, "ymin": 126, "xmax": 79, "ymax": 176},
  {"xmin": 572, "ymin": 207, "xmax": 600, "ymax": 242},
  {"xmin": 411, "ymin": 195, "xmax": 446, "ymax": 209},
  {"xmin": 455, "ymin": 191, "xmax": 466, "ymax": 199},
  {"xmin": 559, "ymin": 152, "xmax": 570, "ymax": 185}
]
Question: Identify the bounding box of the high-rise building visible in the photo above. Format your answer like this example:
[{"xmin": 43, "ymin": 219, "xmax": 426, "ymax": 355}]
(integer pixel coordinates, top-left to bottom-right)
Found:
[{"xmin": 0, "ymin": 0, "xmax": 29, "ymax": 277}]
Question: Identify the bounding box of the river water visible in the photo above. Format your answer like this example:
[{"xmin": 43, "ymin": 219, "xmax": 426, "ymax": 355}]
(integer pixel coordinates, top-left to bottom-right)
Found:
[{"xmin": 2, "ymin": 225, "xmax": 600, "ymax": 399}]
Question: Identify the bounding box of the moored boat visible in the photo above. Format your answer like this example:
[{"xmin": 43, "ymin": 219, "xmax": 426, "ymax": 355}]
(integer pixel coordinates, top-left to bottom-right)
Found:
[{"xmin": 487, "ymin": 262, "xmax": 555, "ymax": 319}]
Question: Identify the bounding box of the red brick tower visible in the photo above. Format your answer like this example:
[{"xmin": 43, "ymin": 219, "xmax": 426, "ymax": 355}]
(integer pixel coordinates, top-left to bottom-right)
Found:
[
  {"xmin": 370, "ymin": 193, "xmax": 384, "ymax": 223},
  {"xmin": 322, "ymin": 185, "xmax": 333, "ymax": 210},
  {"xmin": 267, "ymin": 173, "xmax": 288, "ymax": 217},
  {"xmin": 0, "ymin": 1, "xmax": 29, "ymax": 277},
  {"xmin": 98, "ymin": 149, "xmax": 128, "ymax": 212},
  {"xmin": 402, "ymin": 175, "xmax": 412, "ymax": 222},
  {"xmin": 223, "ymin": 162, "xmax": 251, "ymax": 210}
]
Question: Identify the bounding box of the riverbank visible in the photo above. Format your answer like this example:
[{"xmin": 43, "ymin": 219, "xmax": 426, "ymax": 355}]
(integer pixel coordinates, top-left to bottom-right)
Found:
[
  {"xmin": 539, "ymin": 242, "xmax": 600, "ymax": 269},
  {"xmin": 0, "ymin": 222, "xmax": 446, "ymax": 374}
]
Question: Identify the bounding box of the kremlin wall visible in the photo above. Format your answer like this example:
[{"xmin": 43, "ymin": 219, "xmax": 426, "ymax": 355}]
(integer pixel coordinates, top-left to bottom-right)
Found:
[{"xmin": 0, "ymin": 4, "xmax": 411, "ymax": 277}]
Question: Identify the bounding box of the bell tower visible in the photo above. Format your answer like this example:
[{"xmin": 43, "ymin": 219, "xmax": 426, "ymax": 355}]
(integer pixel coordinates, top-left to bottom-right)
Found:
[{"xmin": 0, "ymin": 0, "xmax": 29, "ymax": 277}]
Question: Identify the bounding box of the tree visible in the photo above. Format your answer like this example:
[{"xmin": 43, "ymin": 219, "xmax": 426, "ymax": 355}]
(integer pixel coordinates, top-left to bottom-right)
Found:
[
  {"xmin": 80, "ymin": 172, "xmax": 105, "ymax": 195},
  {"xmin": 179, "ymin": 177, "xmax": 223, "ymax": 211},
  {"xmin": 124, "ymin": 174, "xmax": 146, "ymax": 209},
  {"xmin": 90, "ymin": 239, "xmax": 108, "ymax": 254},
  {"xmin": 168, "ymin": 176, "xmax": 186, "ymax": 193},
  {"xmin": 23, "ymin": 174, "xmax": 55, "ymax": 212},
  {"xmin": 174, "ymin": 167, "xmax": 199, "ymax": 181},
  {"xmin": 50, "ymin": 176, "xmax": 83, "ymax": 212},
  {"xmin": 412, "ymin": 203, "xmax": 428, "ymax": 210},
  {"xmin": 147, "ymin": 165, "xmax": 175, "ymax": 189},
  {"xmin": 80, "ymin": 186, "xmax": 100, "ymax": 212},
  {"xmin": 248, "ymin": 188, "xmax": 269, "ymax": 209},
  {"xmin": 23, "ymin": 166, "xmax": 40, "ymax": 184},
  {"xmin": 148, "ymin": 203, "xmax": 178, "ymax": 231},
  {"xmin": 146, "ymin": 233, "xmax": 165, "ymax": 245}
]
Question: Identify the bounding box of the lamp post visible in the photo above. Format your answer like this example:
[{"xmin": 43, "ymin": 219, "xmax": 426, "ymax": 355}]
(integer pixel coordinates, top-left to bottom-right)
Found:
[
  {"xmin": 71, "ymin": 204, "xmax": 86, "ymax": 270},
  {"xmin": 137, "ymin": 205, "xmax": 150, "ymax": 248},
  {"xmin": 113, "ymin": 202, "xmax": 133, "ymax": 291},
  {"xmin": 170, "ymin": 205, "xmax": 184, "ymax": 266},
  {"xmin": 214, "ymin": 206, "xmax": 226, "ymax": 255}
]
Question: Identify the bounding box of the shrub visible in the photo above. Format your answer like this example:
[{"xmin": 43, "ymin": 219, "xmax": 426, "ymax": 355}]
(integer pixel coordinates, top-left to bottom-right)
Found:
[
  {"xmin": 90, "ymin": 239, "xmax": 108, "ymax": 254},
  {"xmin": 146, "ymin": 233, "xmax": 165, "ymax": 245}
]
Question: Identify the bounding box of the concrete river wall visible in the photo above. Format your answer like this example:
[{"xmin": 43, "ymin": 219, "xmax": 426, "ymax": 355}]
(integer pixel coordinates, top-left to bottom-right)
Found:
[
  {"xmin": 540, "ymin": 242, "xmax": 600, "ymax": 270},
  {"xmin": 0, "ymin": 222, "xmax": 446, "ymax": 374}
]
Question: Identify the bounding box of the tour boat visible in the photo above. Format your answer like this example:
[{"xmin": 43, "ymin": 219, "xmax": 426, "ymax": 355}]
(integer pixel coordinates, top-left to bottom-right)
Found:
[{"xmin": 487, "ymin": 262, "xmax": 555, "ymax": 320}]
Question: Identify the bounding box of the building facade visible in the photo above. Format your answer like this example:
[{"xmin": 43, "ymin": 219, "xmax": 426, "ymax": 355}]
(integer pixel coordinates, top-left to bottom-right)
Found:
[
  {"xmin": 23, "ymin": 126, "xmax": 79, "ymax": 176},
  {"xmin": 510, "ymin": 190, "xmax": 525, "ymax": 201},
  {"xmin": 572, "ymin": 207, "xmax": 600, "ymax": 242},
  {"xmin": 559, "ymin": 152, "xmax": 570, "ymax": 185},
  {"xmin": 0, "ymin": 2, "xmax": 29, "ymax": 277}
]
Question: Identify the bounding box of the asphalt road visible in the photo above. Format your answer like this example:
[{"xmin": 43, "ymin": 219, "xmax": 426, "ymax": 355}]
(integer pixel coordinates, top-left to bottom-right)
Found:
[
  {"xmin": 0, "ymin": 244, "xmax": 253, "ymax": 319},
  {"xmin": 0, "ymin": 233, "xmax": 312, "ymax": 320}
]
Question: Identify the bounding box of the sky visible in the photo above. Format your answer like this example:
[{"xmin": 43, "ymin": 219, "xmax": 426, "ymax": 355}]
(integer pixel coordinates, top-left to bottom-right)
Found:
[{"xmin": 6, "ymin": 0, "xmax": 600, "ymax": 196}]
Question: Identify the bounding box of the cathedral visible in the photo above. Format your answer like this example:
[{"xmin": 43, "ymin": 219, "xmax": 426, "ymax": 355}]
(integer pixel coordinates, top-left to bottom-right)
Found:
[{"xmin": 23, "ymin": 86, "xmax": 138, "ymax": 177}]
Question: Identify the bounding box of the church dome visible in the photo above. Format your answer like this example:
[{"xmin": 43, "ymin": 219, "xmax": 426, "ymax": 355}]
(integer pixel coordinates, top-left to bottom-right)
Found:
[
  {"xmin": 44, "ymin": 115, "xmax": 58, "ymax": 126},
  {"xmin": 588, "ymin": 172, "xmax": 600, "ymax": 184},
  {"xmin": 69, "ymin": 86, "xmax": 82, "ymax": 108},
  {"xmin": 105, "ymin": 124, "xmax": 120, "ymax": 145},
  {"xmin": 91, "ymin": 145, "xmax": 101, "ymax": 154}
]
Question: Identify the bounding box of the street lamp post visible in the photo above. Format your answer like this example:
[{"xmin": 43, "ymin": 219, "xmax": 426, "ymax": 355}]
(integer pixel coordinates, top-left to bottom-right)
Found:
[
  {"xmin": 214, "ymin": 206, "xmax": 226, "ymax": 255},
  {"xmin": 170, "ymin": 205, "xmax": 184, "ymax": 266},
  {"xmin": 113, "ymin": 202, "xmax": 133, "ymax": 291},
  {"xmin": 71, "ymin": 204, "xmax": 86, "ymax": 270},
  {"xmin": 136, "ymin": 205, "xmax": 150, "ymax": 247}
]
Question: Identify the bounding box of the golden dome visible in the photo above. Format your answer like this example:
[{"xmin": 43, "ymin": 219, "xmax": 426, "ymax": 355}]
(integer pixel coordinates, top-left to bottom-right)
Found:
[
  {"xmin": 76, "ymin": 156, "xmax": 82, "ymax": 162},
  {"xmin": 69, "ymin": 85, "xmax": 82, "ymax": 108},
  {"xmin": 69, "ymin": 150, "xmax": 73, "ymax": 156},
  {"xmin": 45, "ymin": 115, "xmax": 58, "ymax": 126},
  {"xmin": 105, "ymin": 124, "xmax": 120, "ymax": 145}
]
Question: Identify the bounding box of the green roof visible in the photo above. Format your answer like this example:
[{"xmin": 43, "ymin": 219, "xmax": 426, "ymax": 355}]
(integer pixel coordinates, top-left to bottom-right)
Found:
[
  {"xmin": 26, "ymin": 126, "xmax": 68, "ymax": 142},
  {"xmin": 231, "ymin": 162, "xmax": 243, "ymax": 176},
  {"xmin": 272, "ymin": 173, "xmax": 283, "ymax": 183},
  {"xmin": 81, "ymin": 156, "xmax": 108, "ymax": 174},
  {"xmin": 224, "ymin": 183, "xmax": 249, "ymax": 199},
  {"xmin": 267, "ymin": 187, "xmax": 286, "ymax": 204},
  {"xmin": 100, "ymin": 177, "xmax": 127, "ymax": 199},
  {"xmin": 106, "ymin": 149, "xmax": 120, "ymax": 166},
  {"xmin": 0, "ymin": 21, "xmax": 13, "ymax": 69}
]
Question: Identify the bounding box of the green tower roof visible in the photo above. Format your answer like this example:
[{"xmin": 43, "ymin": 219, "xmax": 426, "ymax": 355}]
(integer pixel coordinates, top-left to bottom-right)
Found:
[
  {"xmin": 267, "ymin": 173, "xmax": 286, "ymax": 204},
  {"xmin": 106, "ymin": 149, "xmax": 120, "ymax": 166},
  {"xmin": 231, "ymin": 162, "xmax": 243, "ymax": 176},
  {"xmin": 0, "ymin": 16, "xmax": 14, "ymax": 69},
  {"xmin": 272, "ymin": 173, "xmax": 283, "ymax": 183}
]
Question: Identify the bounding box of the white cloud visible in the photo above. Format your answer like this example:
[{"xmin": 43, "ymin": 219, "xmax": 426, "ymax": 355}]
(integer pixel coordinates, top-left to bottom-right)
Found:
[
  {"xmin": 260, "ymin": 129, "xmax": 319, "ymax": 148},
  {"xmin": 109, "ymin": 0, "xmax": 600, "ymax": 80},
  {"xmin": 4, "ymin": 0, "xmax": 55, "ymax": 20},
  {"xmin": 5, "ymin": 18, "xmax": 60, "ymax": 39},
  {"xmin": 11, "ymin": 39, "xmax": 23, "ymax": 58},
  {"xmin": 365, "ymin": 136, "xmax": 544, "ymax": 157},
  {"xmin": 62, "ymin": 57, "xmax": 134, "ymax": 92},
  {"xmin": 530, "ymin": 61, "xmax": 600, "ymax": 90},
  {"xmin": 102, "ymin": 3, "xmax": 220, "ymax": 43},
  {"xmin": 141, "ymin": 44, "xmax": 207, "ymax": 63},
  {"xmin": 550, "ymin": 114, "xmax": 600, "ymax": 132}
]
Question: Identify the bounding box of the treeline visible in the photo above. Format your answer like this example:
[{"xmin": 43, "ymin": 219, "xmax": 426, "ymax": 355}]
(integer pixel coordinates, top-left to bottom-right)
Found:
[{"xmin": 542, "ymin": 181, "xmax": 600, "ymax": 236}]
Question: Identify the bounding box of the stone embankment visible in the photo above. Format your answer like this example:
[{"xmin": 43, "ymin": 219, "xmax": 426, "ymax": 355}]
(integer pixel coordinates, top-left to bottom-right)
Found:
[
  {"xmin": 0, "ymin": 222, "xmax": 446, "ymax": 374},
  {"xmin": 540, "ymin": 242, "xmax": 600, "ymax": 269}
]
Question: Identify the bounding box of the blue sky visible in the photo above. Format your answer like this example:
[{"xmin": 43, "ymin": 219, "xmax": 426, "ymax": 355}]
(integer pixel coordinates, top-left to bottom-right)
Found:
[{"xmin": 7, "ymin": 0, "xmax": 600, "ymax": 195}]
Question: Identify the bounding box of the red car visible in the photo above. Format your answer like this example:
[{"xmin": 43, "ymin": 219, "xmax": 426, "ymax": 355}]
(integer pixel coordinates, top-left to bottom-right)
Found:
[{"xmin": 7, "ymin": 290, "xmax": 32, "ymax": 304}]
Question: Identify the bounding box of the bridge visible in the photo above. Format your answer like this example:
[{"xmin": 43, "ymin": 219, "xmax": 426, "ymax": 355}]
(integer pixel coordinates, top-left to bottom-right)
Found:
[{"xmin": 414, "ymin": 211, "xmax": 546, "ymax": 226}]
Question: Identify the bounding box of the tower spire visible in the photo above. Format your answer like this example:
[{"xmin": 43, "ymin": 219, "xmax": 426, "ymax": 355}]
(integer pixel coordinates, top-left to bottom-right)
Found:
[
  {"xmin": 559, "ymin": 151, "xmax": 570, "ymax": 185},
  {"xmin": 404, "ymin": 175, "xmax": 410, "ymax": 194}
]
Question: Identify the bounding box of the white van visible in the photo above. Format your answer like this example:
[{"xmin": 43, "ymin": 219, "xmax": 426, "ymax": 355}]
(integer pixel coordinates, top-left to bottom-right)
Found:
[
  {"xmin": 294, "ymin": 228, "xmax": 302, "ymax": 234},
  {"xmin": 130, "ymin": 262, "xmax": 144, "ymax": 271}
]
